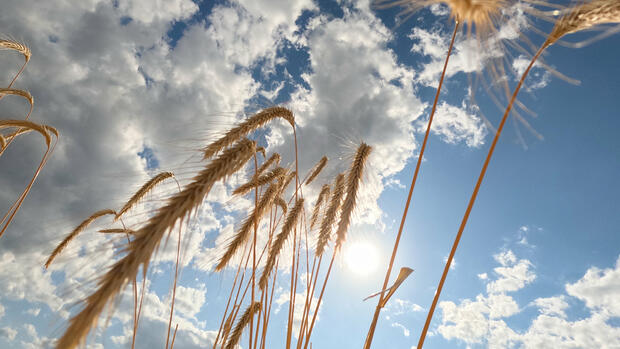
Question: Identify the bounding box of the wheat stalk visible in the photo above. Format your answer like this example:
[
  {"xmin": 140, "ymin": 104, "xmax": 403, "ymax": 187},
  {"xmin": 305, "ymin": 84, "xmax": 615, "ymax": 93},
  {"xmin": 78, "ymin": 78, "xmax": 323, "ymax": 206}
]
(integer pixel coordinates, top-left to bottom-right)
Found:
[
  {"xmin": 224, "ymin": 302, "xmax": 261, "ymax": 349},
  {"xmin": 309, "ymin": 184, "xmax": 331, "ymax": 230},
  {"xmin": 44, "ymin": 209, "xmax": 116, "ymax": 269},
  {"xmin": 315, "ymin": 174, "xmax": 345, "ymax": 257},
  {"xmin": 335, "ymin": 143, "xmax": 372, "ymax": 250},
  {"xmin": 115, "ymin": 172, "xmax": 176, "ymax": 219},
  {"xmin": 215, "ymin": 177, "xmax": 284, "ymax": 272},
  {"xmin": 55, "ymin": 139, "xmax": 255, "ymax": 349},
  {"xmin": 232, "ymin": 167, "xmax": 286, "ymax": 196},
  {"xmin": 259, "ymin": 198, "xmax": 304, "ymax": 290},
  {"xmin": 305, "ymin": 156, "xmax": 328, "ymax": 185},
  {"xmin": 203, "ymin": 107, "xmax": 294, "ymax": 159}
]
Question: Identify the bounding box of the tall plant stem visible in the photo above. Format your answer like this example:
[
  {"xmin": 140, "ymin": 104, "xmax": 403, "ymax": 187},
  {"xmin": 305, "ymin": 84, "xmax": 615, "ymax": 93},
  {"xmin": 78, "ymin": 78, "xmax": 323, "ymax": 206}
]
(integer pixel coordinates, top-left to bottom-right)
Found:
[
  {"xmin": 364, "ymin": 20, "xmax": 460, "ymax": 349},
  {"xmin": 250, "ymin": 154, "xmax": 259, "ymax": 349},
  {"xmin": 165, "ymin": 224, "xmax": 182, "ymax": 349},
  {"xmin": 302, "ymin": 250, "xmax": 335, "ymax": 349},
  {"xmin": 286, "ymin": 126, "xmax": 300, "ymax": 349},
  {"xmin": 416, "ymin": 42, "xmax": 547, "ymax": 349}
]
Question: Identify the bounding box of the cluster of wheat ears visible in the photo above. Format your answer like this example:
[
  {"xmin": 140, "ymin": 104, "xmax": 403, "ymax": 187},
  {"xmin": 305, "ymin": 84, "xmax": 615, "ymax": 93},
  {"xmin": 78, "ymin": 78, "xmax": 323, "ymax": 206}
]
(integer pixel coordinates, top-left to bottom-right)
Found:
[{"xmin": 1, "ymin": 0, "xmax": 619, "ymax": 348}]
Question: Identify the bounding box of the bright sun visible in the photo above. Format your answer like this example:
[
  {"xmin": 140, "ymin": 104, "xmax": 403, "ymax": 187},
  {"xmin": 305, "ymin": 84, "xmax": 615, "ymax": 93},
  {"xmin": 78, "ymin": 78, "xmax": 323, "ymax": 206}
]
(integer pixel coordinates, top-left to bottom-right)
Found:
[{"xmin": 344, "ymin": 240, "xmax": 379, "ymax": 276}]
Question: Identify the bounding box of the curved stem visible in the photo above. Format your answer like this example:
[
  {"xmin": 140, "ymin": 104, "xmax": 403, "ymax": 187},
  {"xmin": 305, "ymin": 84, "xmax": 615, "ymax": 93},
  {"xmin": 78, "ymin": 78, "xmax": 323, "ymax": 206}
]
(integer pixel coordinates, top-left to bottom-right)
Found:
[
  {"xmin": 363, "ymin": 20, "xmax": 460, "ymax": 349},
  {"xmin": 416, "ymin": 43, "xmax": 548, "ymax": 349}
]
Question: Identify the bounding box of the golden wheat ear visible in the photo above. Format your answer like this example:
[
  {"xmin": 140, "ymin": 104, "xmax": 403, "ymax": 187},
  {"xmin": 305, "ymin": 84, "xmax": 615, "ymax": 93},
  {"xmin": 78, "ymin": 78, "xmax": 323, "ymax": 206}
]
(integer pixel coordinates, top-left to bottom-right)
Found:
[
  {"xmin": 547, "ymin": 0, "xmax": 620, "ymax": 47},
  {"xmin": 215, "ymin": 176, "xmax": 284, "ymax": 271},
  {"xmin": 315, "ymin": 173, "xmax": 345, "ymax": 257},
  {"xmin": 224, "ymin": 302, "xmax": 261, "ymax": 349},
  {"xmin": 115, "ymin": 171, "xmax": 176, "ymax": 220},
  {"xmin": 259, "ymin": 198, "xmax": 304, "ymax": 290},
  {"xmin": 55, "ymin": 139, "xmax": 255, "ymax": 349},
  {"xmin": 232, "ymin": 166, "xmax": 286, "ymax": 196},
  {"xmin": 203, "ymin": 106, "xmax": 294, "ymax": 159},
  {"xmin": 45, "ymin": 209, "xmax": 116, "ymax": 269},
  {"xmin": 257, "ymin": 153, "xmax": 281, "ymax": 175},
  {"xmin": 310, "ymin": 184, "xmax": 331, "ymax": 230},
  {"xmin": 335, "ymin": 143, "xmax": 372, "ymax": 250},
  {"xmin": 98, "ymin": 228, "xmax": 137, "ymax": 235},
  {"xmin": 305, "ymin": 156, "xmax": 328, "ymax": 185},
  {"xmin": 0, "ymin": 38, "xmax": 31, "ymax": 62}
]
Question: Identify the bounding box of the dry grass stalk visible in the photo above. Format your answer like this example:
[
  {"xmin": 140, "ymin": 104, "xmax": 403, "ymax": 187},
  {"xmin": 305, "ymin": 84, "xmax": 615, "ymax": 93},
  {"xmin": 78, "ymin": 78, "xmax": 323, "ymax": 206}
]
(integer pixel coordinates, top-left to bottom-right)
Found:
[
  {"xmin": 115, "ymin": 172, "xmax": 176, "ymax": 219},
  {"xmin": 315, "ymin": 174, "xmax": 345, "ymax": 257},
  {"xmin": 275, "ymin": 196, "xmax": 287, "ymax": 215},
  {"xmin": 0, "ymin": 88, "xmax": 33, "ymax": 108},
  {"xmin": 305, "ymin": 156, "xmax": 328, "ymax": 185},
  {"xmin": 257, "ymin": 153, "xmax": 281, "ymax": 175},
  {"xmin": 98, "ymin": 228, "xmax": 136, "ymax": 235},
  {"xmin": 259, "ymin": 199, "xmax": 304, "ymax": 290},
  {"xmin": 215, "ymin": 177, "xmax": 284, "ymax": 271},
  {"xmin": 0, "ymin": 38, "xmax": 31, "ymax": 62},
  {"xmin": 203, "ymin": 107, "xmax": 294, "ymax": 159},
  {"xmin": 309, "ymin": 184, "xmax": 330, "ymax": 230},
  {"xmin": 282, "ymin": 171, "xmax": 297, "ymax": 193},
  {"xmin": 233, "ymin": 167, "xmax": 285, "ymax": 196},
  {"xmin": 335, "ymin": 143, "xmax": 372, "ymax": 249},
  {"xmin": 224, "ymin": 302, "xmax": 261, "ymax": 349},
  {"xmin": 55, "ymin": 139, "xmax": 256, "ymax": 349},
  {"xmin": 547, "ymin": 0, "xmax": 620, "ymax": 46},
  {"xmin": 45, "ymin": 209, "xmax": 116, "ymax": 269},
  {"xmin": 0, "ymin": 134, "xmax": 5, "ymax": 150}
]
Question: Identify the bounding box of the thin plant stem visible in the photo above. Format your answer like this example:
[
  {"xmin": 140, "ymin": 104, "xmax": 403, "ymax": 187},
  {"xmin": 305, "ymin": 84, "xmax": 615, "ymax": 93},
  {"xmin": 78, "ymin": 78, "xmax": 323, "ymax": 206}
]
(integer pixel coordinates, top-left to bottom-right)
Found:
[
  {"xmin": 416, "ymin": 43, "xmax": 547, "ymax": 349},
  {"xmin": 286, "ymin": 126, "xmax": 300, "ymax": 349},
  {"xmin": 303, "ymin": 250, "xmax": 336, "ymax": 349},
  {"xmin": 165, "ymin": 224, "xmax": 182, "ymax": 349},
  {"xmin": 364, "ymin": 20, "xmax": 460, "ymax": 349}
]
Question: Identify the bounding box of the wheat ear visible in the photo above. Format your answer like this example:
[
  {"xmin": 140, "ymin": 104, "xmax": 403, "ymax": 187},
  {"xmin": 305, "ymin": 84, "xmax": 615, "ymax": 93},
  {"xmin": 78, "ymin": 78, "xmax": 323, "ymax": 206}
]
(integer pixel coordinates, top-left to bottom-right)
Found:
[
  {"xmin": 45, "ymin": 209, "xmax": 116, "ymax": 269},
  {"xmin": 259, "ymin": 198, "xmax": 304, "ymax": 290},
  {"xmin": 203, "ymin": 107, "xmax": 294, "ymax": 159},
  {"xmin": 315, "ymin": 174, "xmax": 346, "ymax": 257},
  {"xmin": 275, "ymin": 196, "xmax": 288, "ymax": 215},
  {"xmin": 305, "ymin": 156, "xmax": 328, "ymax": 185},
  {"xmin": 115, "ymin": 172, "xmax": 176, "ymax": 219},
  {"xmin": 0, "ymin": 135, "xmax": 5, "ymax": 150},
  {"xmin": 232, "ymin": 167, "xmax": 286, "ymax": 196},
  {"xmin": 224, "ymin": 302, "xmax": 262, "ymax": 349},
  {"xmin": 335, "ymin": 143, "xmax": 372, "ymax": 250},
  {"xmin": 547, "ymin": 0, "xmax": 620, "ymax": 47},
  {"xmin": 215, "ymin": 177, "xmax": 284, "ymax": 271},
  {"xmin": 257, "ymin": 153, "xmax": 281, "ymax": 175},
  {"xmin": 310, "ymin": 184, "xmax": 331, "ymax": 230},
  {"xmin": 55, "ymin": 139, "xmax": 255, "ymax": 349},
  {"xmin": 0, "ymin": 120, "xmax": 51, "ymax": 146},
  {"xmin": 98, "ymin": 229, "xmax": 137, "ymax": 235},
  {"xmin": 0, "ymin": 38, "xmax": 31, "ymax": 62}
]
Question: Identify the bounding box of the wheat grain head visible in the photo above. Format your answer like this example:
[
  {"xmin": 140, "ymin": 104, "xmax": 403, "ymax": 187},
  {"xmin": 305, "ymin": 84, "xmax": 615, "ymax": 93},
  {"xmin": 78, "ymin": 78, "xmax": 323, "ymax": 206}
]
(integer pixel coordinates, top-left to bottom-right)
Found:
[
  {"xmin": 547, "ymin": 0, "xmax": 620, "ymax": 47},
  {"xmin": 335, "ymin": 143, "xmax": 372, "ymax": 250},
  {"xmin": 115, "ymin": 172, "xmax": 176, "ymax": 220},
  {"xmin": 310, "ymin": 184, "xmax": 331, "ymax": 230},
  {"xmin": 203, "ymin": 107, "xmax": 294, "ymax": 159},
  {"xmin": 315, "ymin": 174, "xmax": 346, "ymax": 257},
  {"xmin": 305, "ymin": 156, "xmax": 328, "ymax": 185},
  {"xmin": 232, "ymin": 167, "xmax": 286, "ymax": 196},
  {"xmin": 224, "ymin": 302, "xmax": 262, "ymax": 349},
  {"xmin": 259, "ymin": 198, "xmax": 304, "ymax": 290}
]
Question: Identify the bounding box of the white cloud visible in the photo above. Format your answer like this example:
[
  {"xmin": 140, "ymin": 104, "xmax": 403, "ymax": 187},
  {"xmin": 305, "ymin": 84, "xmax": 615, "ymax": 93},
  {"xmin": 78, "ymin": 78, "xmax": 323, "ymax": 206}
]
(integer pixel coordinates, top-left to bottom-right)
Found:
[
  {"xmin": 486, "ymin": 250, "xmax": 535, "ymax": 294},
  {"xmin": 385, "ymin": 298, "xmax": 424, "ymax": 315},
  {"xmin": 0, "ymin": 303, "xmax": 4, "ymax": 319},
  {"xmin": 118, "ymin": 0, "xmax": 198, "ymax": 24},
  {"xmin": 391, "ymin": 322, "xmax": 410, "ymax": 337},
  {"xmin": 426, "ymin": 102, "xmax": 487, "ymax": 148},
  {"xmin": 0, "ymin": 327, "xmax": 17, "ymax": 341},
  {"xmin": 438, "ymin": 250, "xmax": 620, "ymax": 348}
]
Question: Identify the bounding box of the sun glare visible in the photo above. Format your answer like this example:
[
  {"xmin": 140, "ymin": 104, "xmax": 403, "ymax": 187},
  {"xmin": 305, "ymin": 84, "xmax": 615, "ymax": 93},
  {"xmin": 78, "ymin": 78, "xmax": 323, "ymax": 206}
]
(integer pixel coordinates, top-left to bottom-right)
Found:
[{"xmin": 344, "ymin": 240, "xmax": 379, "ymax": 276}]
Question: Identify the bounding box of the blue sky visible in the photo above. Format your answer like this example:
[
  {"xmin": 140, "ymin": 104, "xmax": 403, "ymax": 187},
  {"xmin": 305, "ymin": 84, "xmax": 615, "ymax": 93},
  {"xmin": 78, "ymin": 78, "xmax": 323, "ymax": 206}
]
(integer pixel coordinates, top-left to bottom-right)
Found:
[{"xmin": 0, "ymin": 0, "xmax": 619, "ymax": 348}]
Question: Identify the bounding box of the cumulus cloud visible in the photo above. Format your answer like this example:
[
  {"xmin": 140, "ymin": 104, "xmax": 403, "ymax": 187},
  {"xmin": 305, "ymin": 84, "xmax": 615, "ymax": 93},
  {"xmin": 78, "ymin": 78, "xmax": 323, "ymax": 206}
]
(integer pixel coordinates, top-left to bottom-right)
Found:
[
  {"xmin": 0, "ymin": 327, "xmax": 17, "ymax": 341},
  {"xmin": 438, "ymin": 250, "xmax": 620, "ymax": 348}
]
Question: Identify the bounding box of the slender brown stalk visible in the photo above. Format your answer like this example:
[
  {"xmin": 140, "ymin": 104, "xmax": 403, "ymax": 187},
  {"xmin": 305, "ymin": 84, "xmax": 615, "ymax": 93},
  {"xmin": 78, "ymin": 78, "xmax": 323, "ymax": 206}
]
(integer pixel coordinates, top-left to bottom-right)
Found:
[
  {"xmin": 55, "ymin": 139, "xmax": 255, "ymax": 349},
  {"xmin": 259, "ymin": 199, "xmax": 304, "ymax": 290},
  {"xmin": 115, "ymin": 172, "xmax": 175, "ymax": 219},
  {"xmin": 309, "ymin": 184, "xmax": 330, "ymax": 230},
  {"xmin": 45, "ymin": 209, "xmax": 116, "ymax": 268},
  {"xmin": 334, "ymin": 143, "xmax": 372, "ymax": 250},
  {"xmin": 165, "ymin": 225, "xmax": 182, "ymax": 349},
  {"xmin": 305, "ymin": 156, "xmax": 328, "ymax": 185},
  {"xmin": 224, "ymin": 302, "xmax": 261, "ymax": 349},
  {"xmin": 170, "ymin": 324, "xmax": 179, "ymax": 349},
  {"xmin": 302, "ymin": 251, "xmax": 336, "ymax": 349},
  {"xmin": 364, "ymin": 20, "xmax": 460, "ymax": 349},
  {"xmin": 204, "ymin": 107, "xmax": 294, "ymax": 159},
  {"xmin": 98, "ymin": 228, "xmax": 136, "ymax": 235}
]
